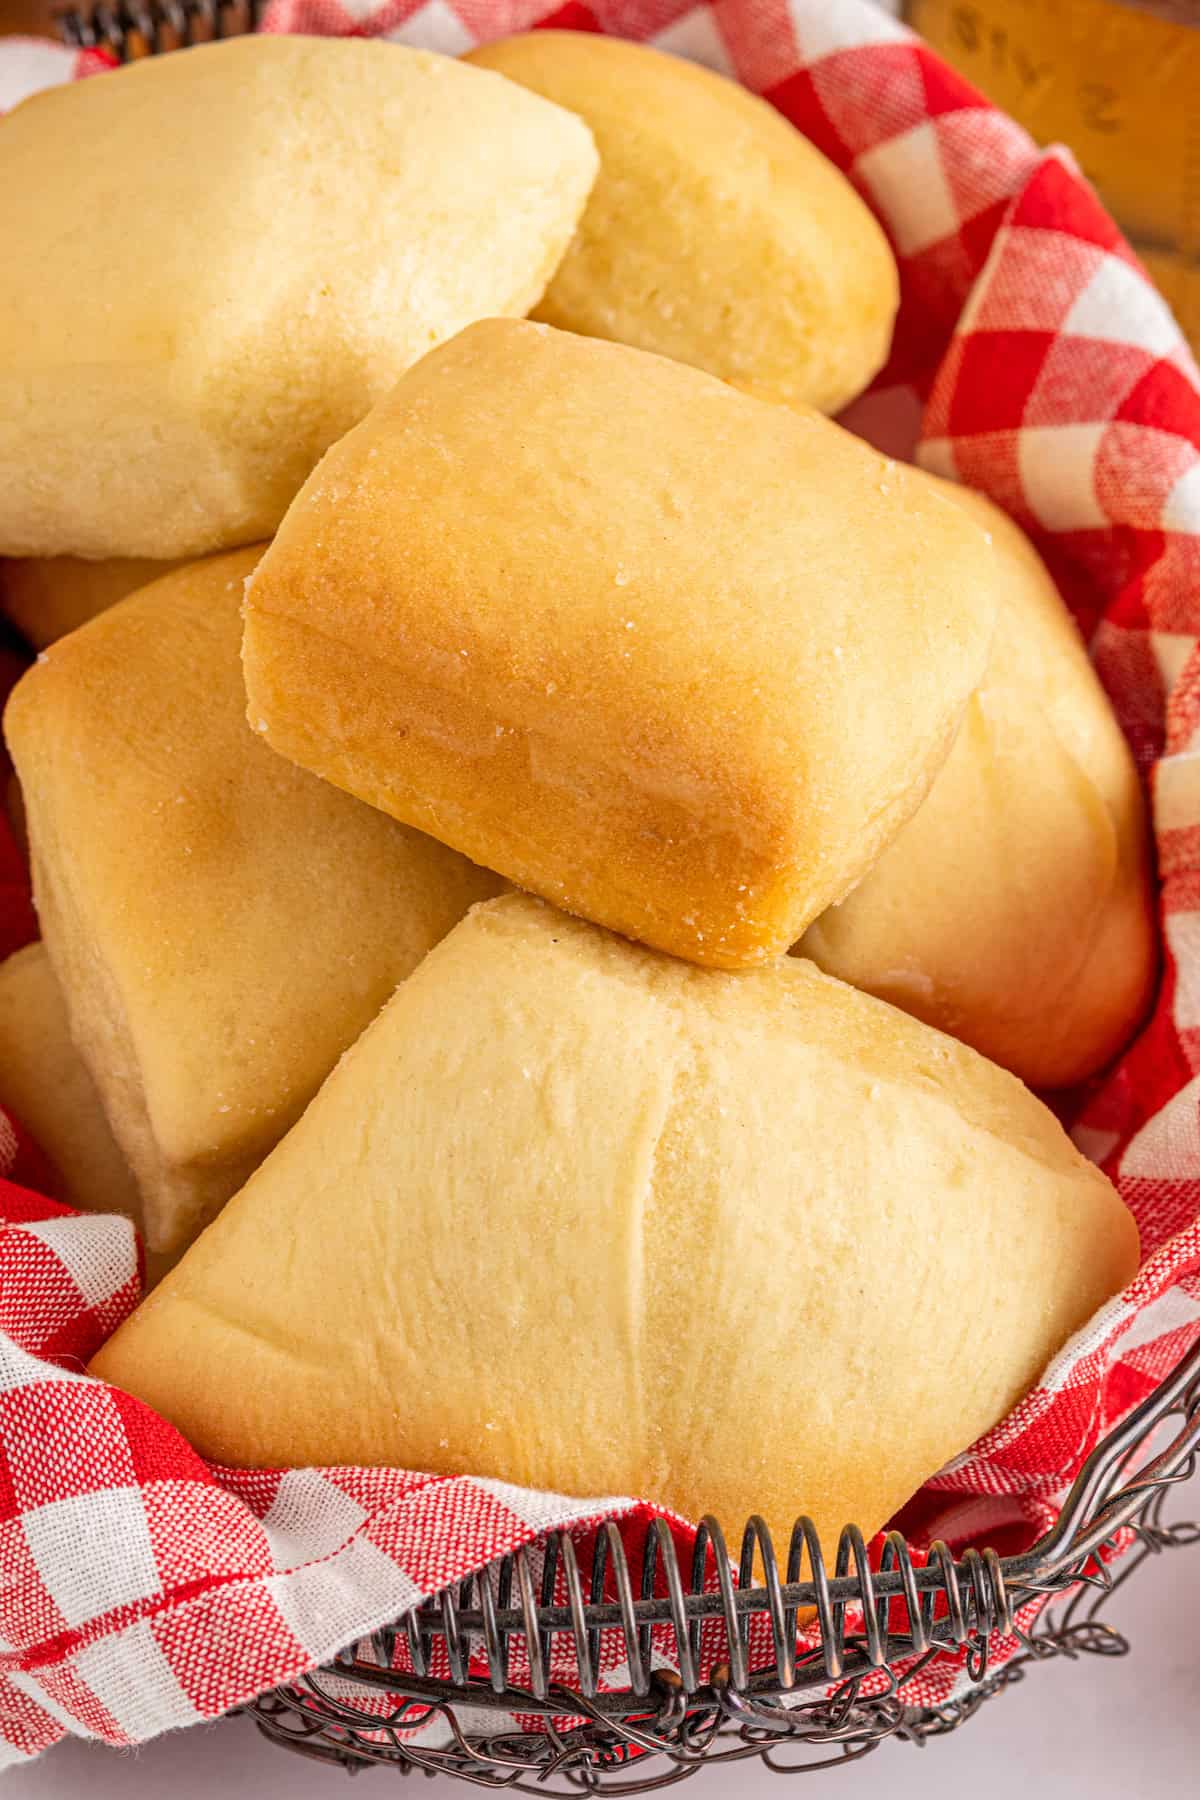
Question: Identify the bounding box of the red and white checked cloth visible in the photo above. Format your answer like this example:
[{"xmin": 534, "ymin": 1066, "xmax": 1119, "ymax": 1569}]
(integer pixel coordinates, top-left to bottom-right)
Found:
[{"xmin": 2, "ymin": 0, "xmax": 1200, "ymax": 1767}]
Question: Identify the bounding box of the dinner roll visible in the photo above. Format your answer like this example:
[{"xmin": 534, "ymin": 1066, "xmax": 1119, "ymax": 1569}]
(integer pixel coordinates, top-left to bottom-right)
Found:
[
  {"xmin": 0, "ymin": 943, "xmax": 178, "ymax": 1287},
  {"xmin": 244, "ymin": 320, "xmax": 1000, "ymax": 970},
  {"xmin": 0, "ymin": 557, "xmax": 184, "ymax": 649},
  {"xmin": 92, "ymin": 896, "xmax": 1138, "ymax": 1548},
  {"xmin": 0, "ymin": 36, "xmax": 597, "ymax": 560},
  {"xmin": 465, "ymin": 33, "xmax": 897, "ymax": 414},
  {"xmin": 4, "ymin": 551, "xmax": 503, "ymax": 1255},
  {"xmin": 799, "ymin": 482, "xmax": 1156, "ymax": 1088},
  {"xmin": 0, "ymin": 942, "xmax": 139, "ymax": 1224}
]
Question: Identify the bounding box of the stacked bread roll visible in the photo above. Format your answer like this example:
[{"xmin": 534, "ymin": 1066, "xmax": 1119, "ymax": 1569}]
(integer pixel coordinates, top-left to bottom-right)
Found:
[{"xmin": 1, "ymin": 34, "xmax": 1147, "ymax": 1542}]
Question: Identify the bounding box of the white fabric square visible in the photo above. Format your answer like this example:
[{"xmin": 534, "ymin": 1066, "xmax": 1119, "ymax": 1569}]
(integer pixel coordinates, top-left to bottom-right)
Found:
[
  {"xmin": 857, "ymin": 120, "xmax": 959, "ymax": 255},
  {"xmin": 1151, "ymin": 629, "xmax": 1197, "ymax": 699},
  {"xmin": 0, "ymin": 1336, "xmax": 90, "ymax": 1397},
  {"xmin": 1018, "ymin": 424, "xmax": 1108, "ymax": 530},
  {"xmin": 22, "ymin": 1488, "xmax": 160, "ymax": 1628},
  {"xmin": 1162, "ymin": 460, "xmax": 1200, "ymax": 535},
  {"xmin": 788, "ymin": 0, "xmax": 907, "ymax": 61},
  {"xmin": 73, "ymin": 1620, "xmax": 201, "ymax": 1738},
  {"xmin": 469, "ymin": 1475, "xmax": 633, "ymax": 1534},
  {"xmin": 1122, "ymin": 1073, "xmax": 1200, "ymax": 1181},
  {"xmin": 1113, "ymin": 1284, "xmax": 1200, "ymax": 1356},
  {"xmin": 384, "ymin": 0, "xmax": 475, "ymax": 55},
  {"xmin": 267, "ymin": 1536, "xmax": 422, "ymax": 1658},
  {"xmin": 1155, "ymin": 747, "xmax": 1200, "ymax": 829},
  {"xmin": 916, "ymin": 437, "xmax": 960, "ymax": 483},
  {"xmin": 650, "ymin": 8, "xmax": 733, "ymax": 74},
  {"xmin": 1167, "ymin": 912, "xmax": 1200, "ymax": 1031},
  {"xmin": 18, "ymin": 1215, "xmax": 135, "ymax": 1310},
  {"xmin": 5, "ymin": 1672, "xmax": 99, "ymax": 1740},
  {"xmin": 0, "ymin": 40, "xmax": 75, "ymax": 112},
  {"xmin": 1064, "ymin": 254, "xmax": 1181, "ymax": 358},
  {"xmin": 262, "ymin": 1469, "xmax": 370, "ymax": 1570},
  {"xmin": 1072, "ymin": 1125, "xmax": 1120, "ymax": 1166}
]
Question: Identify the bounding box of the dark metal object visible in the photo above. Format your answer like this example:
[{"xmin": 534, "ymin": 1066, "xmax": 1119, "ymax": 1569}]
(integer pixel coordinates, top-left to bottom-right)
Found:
[
  {"xmin": 55, "ymin": 0, "xmax": 263, "ymax": 60},
  {"xmin": 246, "ymin": 1338, "xmax": 1200, "ymax": 1785}
]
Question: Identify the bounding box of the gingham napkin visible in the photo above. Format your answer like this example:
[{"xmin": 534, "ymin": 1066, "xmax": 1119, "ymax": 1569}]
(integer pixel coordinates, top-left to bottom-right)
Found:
[{"xmin": 2, "ymin": 0, "xmax": 1200, "ymax": 1766}]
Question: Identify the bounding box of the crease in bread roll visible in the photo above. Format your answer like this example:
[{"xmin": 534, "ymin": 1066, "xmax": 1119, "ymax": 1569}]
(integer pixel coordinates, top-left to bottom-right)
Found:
[
  {"xmin": 464, "ymin": 32, "xmax": 899, "ymax": 415},
  {"xmin": 799, "ymin": 480, "xmax": 1156, "ymax": 1088},
  {"xmin": 92, "ymin": 894, "xmax": 1140, "ymax": 1549},
  {"xmin": 244, "ymin": 318, "xmax": 1001, "ymax": 971},
  {"xmin": 0, "ymin": 556, "xmax": 186, "ymax": 649},
  {"xmin": 0, "ymin": 943, "xmax": 178, "ymax": 1289},
  {"xmin": 3, "ymin": 550, "xmax": 504, "ymax": 1257},
  {"xmin": 0, "ymin": 36, "xmax": 598, "ymax": 560}
]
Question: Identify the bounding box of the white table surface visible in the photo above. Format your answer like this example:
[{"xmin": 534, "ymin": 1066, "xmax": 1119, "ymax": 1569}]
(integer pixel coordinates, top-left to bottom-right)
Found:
[{"xmin": 11, "ymin": 1486, "xmax": 1200, "ymax": 1799}]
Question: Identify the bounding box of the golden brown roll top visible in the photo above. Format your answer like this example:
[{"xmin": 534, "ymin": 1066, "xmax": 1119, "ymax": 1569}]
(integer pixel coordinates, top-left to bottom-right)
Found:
[
  {"xmin": 800, "ymin": 481, "xmax": 1156, "ymax": 1087},
  {"xmin": 92, "ymin": 895, "xmax": 1139, "ymax": 1548},
  {"xmin": 465, "ymin": 32, "xmax": 898, "ymax": 413},
  {"xmin": 3, "ymin": 550, "xmax": 504, "ymax": 1255},
  {"xmin": 0, "ymin": 36, "xmax": 598, "ymax": 560},
  {"xmin": 244, "ymin": 319, "xmax": 1001, "ymax": 970}
]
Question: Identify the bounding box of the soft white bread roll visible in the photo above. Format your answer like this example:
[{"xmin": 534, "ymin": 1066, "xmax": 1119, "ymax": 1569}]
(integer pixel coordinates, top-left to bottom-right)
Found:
[
  {"xmin": 0, "ymin": 37, "xmax": 597, "ymax": 560},
  {"xmin": 3, "ymin": 551, "xmax": 503, "ymax": 1256},
  {"xmin": 0, "ymin": 944, "xmax": 177, "ymax": 1287},
  {"xmin": 92, "ymin": 895, "xmax": 1139, "ymax": 1547},
  {"xmin": 244, "ymin": 320, "xmax": 1000, "ymax": 970},
  {"xmin": 0, "ymin": 942, "xmax": 139, "ymax": 1223},
  {"xmin": 800, "ymin": 482, "xmax": 1156, "ymax": 1088},
  {"xmin": 465, "ymin": 33, "xmax": 898, "ymax": 414},
  {"xmin": 0, "ymin": 557, "xmax": 184, "ymax": 649}
]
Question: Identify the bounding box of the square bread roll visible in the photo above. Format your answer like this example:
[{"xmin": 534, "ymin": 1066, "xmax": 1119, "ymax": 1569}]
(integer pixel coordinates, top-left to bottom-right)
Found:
[
  {"xmin": 0, "ymin": 557, "xmax": 183, "ymax": 650},
  {"xmin": 0, "ymin": 941, "xmax": 140, "ymax": 1224},
  {"xmin": 4, "ymin": 550, "xmax": 503, "ymax": 1256},
  {"xmin": 93, "ymin": 895, "xmax": 1138, "ymax": 1549},
  {"xmin": 244, "ymin": 319, "xmax": 1001, "ymax": 970},
  {"xmin": 800, "ymin": 481, "xmax": 1156, "ymax": 1087},
  {"xmin": 0, "ymin": 37, "xmax": 597, "ymax": 560},
  {"xmin": 466, "ymin": 32, "xmax": 898, "ymax": 414},
  {"xmin": 0, "ymin": 942, "xmax": 177, "ymax": 1287}
]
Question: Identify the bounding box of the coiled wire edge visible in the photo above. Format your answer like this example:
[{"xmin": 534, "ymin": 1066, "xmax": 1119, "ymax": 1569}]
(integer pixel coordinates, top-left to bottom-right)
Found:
[
  {"xmin": 244, "ymin": 1337, "xmax": 1200, "ymax": 1785},
  {"xmin": 56, "ymin": 0, "xmax": 263, "ymax": 60}
]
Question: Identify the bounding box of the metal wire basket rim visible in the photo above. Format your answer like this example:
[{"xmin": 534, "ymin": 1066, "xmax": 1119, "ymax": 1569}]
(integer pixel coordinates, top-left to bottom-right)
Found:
[{"xmin": 364, "ymin": 1336, "xmax": 1200, "ymax": 1656}]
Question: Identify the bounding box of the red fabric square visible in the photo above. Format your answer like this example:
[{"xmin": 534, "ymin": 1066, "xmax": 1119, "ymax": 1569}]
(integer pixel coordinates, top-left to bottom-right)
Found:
[
  {"xmin": 945, "ymin": 329, "xmax": 1055, "ymax": 434},
  {"xmin": 1027, "ymin": 337, "xmax": 1155, "ymax": 429},
  {"xmin": 0, "ymin": 1515, "xmax": 70, "ymax": 1653},
  {"xmin": 366, "ymin": 1478, "xmax": 533, "ymax": 1594},
  {"xmin": 142, "ymin": 1480, "xmax": 275, "ymax": 1591},
  {"xmin": 0, "ymin": 1382, "xmax": 136, "ymax": 1514},
  {"xmin": 150, "ymin": 1582, "xmax": 307, "ymax": 1720}
]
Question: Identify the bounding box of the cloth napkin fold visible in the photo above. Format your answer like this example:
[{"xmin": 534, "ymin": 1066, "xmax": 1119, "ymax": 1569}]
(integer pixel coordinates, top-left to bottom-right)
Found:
[{"xmin": 2, "ymin": 0, "xmax": 1199, "ymax": 1767}]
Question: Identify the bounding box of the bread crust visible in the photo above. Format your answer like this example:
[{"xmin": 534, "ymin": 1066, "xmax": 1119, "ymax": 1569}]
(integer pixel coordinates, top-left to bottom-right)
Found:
[
  {"xmin": 800, "ymin": 480, "xmax": 1157, "ymax": 1086},
  {"xmin": 466, "ymin": 32, "xmax": 898, "ymax": 413},
  {"xmin": 0, "ymin": 37, "xmax": 598, "ymax": 559},
  {"xmin": 4, "ymin": 550, "xmax": 504, "ymax": 1253},
  {"xmin": 244, "ymin": 319, "xmax": 1001, "ymax": 968},
  {"xmin": 92, "ymin": 895, "xmax": 1139, "ymax": 1546},
  {"xmin": 0, "ymin": 557, "xmax": 184, "ymax": 649}
]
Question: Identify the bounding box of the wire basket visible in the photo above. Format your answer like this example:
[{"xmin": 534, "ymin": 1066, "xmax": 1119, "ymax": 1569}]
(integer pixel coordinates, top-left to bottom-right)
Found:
[
  {"xmin": 56, "ymin": 0, "xmax": 263, "ymax": 59},
  {"xmin": 242, "ymin": 1338, "xmax": 1200, "ymax": 1787}
]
